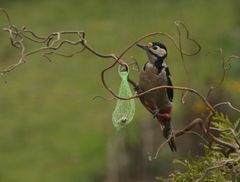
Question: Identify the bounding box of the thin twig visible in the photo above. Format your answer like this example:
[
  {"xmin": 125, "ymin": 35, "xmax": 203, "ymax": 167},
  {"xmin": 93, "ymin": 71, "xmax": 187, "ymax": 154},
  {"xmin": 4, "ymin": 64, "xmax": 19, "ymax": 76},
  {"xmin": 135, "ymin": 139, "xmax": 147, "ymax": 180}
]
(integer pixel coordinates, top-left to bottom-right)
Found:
[
  {"xmin": 207, "ymin": 49, "xmax": 240, "ymax": 97},
  {"xmin": 149, "ymin": 135, "xmax": 173, "ymax": 160},
  {"xmin": 214, "ymin": 102, "xmax": 240, "ymax": 113},
  {"xmin": 0, "ymin": 8, "xmax": 12, "ymax": 25}
]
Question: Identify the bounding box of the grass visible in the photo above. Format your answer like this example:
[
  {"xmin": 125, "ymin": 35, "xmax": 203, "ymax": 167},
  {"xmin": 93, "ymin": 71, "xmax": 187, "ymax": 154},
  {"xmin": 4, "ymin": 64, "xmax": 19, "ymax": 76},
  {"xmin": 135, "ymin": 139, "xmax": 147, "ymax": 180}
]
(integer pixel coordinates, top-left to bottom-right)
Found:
[{"xmin": 0, "ymin": 0, "xmax": 239, "ymax": 181}]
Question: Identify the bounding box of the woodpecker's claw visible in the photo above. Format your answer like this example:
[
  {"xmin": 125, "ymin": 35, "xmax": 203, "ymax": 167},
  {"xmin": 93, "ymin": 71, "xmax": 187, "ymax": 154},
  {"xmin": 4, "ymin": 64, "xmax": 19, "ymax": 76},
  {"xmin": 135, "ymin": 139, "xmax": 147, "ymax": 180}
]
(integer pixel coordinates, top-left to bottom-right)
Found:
[
  {"xmin": 153, "ymin": 110, "xmax": 170, "ymax": 119},
  {"xmin": 153, "ymin": 108, "xmax": 160, "ymax": 118}
]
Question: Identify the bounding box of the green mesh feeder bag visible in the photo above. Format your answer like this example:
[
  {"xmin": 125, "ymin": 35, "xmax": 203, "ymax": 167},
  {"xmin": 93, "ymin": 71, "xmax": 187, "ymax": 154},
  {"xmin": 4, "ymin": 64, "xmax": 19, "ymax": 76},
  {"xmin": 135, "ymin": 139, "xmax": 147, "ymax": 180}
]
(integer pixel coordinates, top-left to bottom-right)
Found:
[{"xmin": 112, "ymin": 65, "xmax": 135, "ymax": 130}]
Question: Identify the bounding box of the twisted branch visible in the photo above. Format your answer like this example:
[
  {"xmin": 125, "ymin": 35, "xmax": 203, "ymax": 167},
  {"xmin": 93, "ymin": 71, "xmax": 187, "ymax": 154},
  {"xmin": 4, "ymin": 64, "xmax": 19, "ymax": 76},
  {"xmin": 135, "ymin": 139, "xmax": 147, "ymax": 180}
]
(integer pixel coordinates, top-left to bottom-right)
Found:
[{"xmin": 207, "ymin": 48, "xmax": 240, "ymax": 97}]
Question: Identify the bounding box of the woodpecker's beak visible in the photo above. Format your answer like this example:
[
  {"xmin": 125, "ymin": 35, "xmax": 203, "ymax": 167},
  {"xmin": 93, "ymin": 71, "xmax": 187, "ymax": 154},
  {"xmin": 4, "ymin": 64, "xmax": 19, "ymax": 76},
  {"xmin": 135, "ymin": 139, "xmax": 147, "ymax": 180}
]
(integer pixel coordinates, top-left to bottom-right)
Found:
[
  {"xmin": 136, "ymin": 43, "xmax": 148, "ymax": 50},
  {"xmin": 136, "ymin": 42, "xmax": 153, "ymax": 51}
]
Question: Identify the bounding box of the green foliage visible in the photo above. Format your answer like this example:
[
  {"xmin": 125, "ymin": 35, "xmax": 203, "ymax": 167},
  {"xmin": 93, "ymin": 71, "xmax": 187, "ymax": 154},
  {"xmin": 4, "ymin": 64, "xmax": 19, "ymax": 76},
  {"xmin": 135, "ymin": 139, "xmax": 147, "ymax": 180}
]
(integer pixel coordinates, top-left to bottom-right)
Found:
[
  {"xmin": 157, "ymin": 113, "xmax": 240, "ymax": 182},
  {"xmin": 212, "ymin": 112, "xmax": 240, "ymax": 142}
]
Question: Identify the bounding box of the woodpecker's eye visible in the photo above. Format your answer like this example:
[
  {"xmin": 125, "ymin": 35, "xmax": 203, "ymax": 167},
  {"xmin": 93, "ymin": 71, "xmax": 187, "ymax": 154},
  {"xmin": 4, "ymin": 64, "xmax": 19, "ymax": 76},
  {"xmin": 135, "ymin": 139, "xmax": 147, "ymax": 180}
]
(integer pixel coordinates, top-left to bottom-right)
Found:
[{"xmin": 152, "ymin": 46, "xmax": 158, "ymax": 50}]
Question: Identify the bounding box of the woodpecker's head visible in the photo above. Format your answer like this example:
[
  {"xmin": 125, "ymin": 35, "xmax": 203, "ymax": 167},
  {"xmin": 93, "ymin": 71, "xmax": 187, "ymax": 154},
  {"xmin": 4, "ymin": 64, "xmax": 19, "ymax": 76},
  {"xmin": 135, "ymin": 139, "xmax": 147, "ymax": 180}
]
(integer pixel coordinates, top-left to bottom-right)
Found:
[{"xmin": 137, "ymin": 42, "xmax": 167, "ymax": 64}]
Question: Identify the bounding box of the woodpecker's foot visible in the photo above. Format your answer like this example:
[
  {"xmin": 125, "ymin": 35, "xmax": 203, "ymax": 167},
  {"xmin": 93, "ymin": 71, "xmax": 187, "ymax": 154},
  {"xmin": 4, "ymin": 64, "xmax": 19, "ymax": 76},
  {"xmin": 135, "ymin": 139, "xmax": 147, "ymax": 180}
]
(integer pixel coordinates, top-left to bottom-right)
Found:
[
  {"xmin": 153, "ymin": 110, "xmax": 170, "ymax": 119},
  {"xmin": 153, "ymin": 108, "xmax": 160, "ymax": 118},
  {"xmin": 134, "ymin": 85, "xmax": 142, "ymax": 93}
]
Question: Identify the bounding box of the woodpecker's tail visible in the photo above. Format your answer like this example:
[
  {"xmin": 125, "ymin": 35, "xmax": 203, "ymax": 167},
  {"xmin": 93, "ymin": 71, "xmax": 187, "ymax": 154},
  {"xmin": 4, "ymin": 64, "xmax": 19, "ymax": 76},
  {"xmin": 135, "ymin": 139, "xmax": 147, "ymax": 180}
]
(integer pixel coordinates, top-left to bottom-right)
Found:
[
  {"xmin": 156, "ymin": 113, "xmax": 177, "ymax": 151},
  {"xmin": 157, "ymin": 115, "xmax": 176, "ymax": 152},
  {"xmin": 163, "ymin": 123, "xmax": 177, "ymax": 152}
]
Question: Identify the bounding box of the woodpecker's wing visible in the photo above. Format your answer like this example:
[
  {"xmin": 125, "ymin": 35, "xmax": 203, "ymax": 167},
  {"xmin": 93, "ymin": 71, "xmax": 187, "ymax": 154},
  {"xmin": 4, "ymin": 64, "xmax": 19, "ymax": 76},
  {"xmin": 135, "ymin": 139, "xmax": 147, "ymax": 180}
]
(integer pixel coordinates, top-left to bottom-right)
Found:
[
  {"xmin": 165, "ymin": 67, "xmax": 173, "ymax": 102},
  {"xmin": 139, "ymin": 95, "xmax": 155, "ymax": 115}
]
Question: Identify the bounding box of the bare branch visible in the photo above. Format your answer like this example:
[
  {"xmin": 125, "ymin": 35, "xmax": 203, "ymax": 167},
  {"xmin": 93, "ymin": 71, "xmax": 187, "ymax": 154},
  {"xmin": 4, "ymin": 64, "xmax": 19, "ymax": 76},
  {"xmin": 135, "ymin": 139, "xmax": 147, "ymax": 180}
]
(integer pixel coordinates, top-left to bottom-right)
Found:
[
  {"xmin": 149, "ymin": 133, "xmax": 173, "ymax": 161},
  {"xmin": 150, "ymin": 118, "xmax": 209, "ymax": 160},
  {"xmin": 0, "ymin": 8, "xmax": 12, "ymax": 25},
  {"xmin": 207, "ymin": 49, "xmax": 240, "ymax": 97},
  {"xmin": 214, "ymin": 102, "xmax": 240, "ymax": 113}
]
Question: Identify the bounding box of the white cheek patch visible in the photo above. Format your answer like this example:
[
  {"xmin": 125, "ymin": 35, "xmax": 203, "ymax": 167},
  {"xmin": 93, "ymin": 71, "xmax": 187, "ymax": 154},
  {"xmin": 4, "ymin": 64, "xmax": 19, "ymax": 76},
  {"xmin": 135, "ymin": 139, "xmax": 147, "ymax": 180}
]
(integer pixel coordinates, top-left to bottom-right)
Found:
[
  {"xmin": 156, "ymin": 48, "xmax": 167, "ymax": 57},
  {"xmin": 152, "ymin": 48, "xmax": 167, "ymax": 57}
]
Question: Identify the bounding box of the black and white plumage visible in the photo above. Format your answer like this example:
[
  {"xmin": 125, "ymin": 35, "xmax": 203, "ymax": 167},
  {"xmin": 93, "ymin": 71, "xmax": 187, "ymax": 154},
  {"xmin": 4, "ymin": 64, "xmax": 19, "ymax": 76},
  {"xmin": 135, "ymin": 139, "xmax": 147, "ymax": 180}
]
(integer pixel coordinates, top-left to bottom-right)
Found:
[{"xmin": 136, "ymin": 41, "xmax": 176, "ymax": 151}]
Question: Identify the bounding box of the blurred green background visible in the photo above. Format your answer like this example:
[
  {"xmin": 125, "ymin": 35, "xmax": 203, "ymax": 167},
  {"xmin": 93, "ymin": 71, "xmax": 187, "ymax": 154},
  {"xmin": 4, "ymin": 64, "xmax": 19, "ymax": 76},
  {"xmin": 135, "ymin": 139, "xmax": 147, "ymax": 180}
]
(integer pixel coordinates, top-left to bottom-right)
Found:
[{"xmin": 0, "ymin": 0, "xmax": 240, "ymax": 181}]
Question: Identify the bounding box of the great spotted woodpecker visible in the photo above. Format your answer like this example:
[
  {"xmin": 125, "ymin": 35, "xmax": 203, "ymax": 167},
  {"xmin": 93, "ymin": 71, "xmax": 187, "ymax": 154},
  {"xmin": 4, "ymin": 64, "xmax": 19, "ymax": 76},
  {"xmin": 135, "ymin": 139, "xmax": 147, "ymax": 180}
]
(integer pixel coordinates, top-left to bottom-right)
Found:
[{"xmin": 136, "ymin": 41, "xmax": 176, "ymax": 151}]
